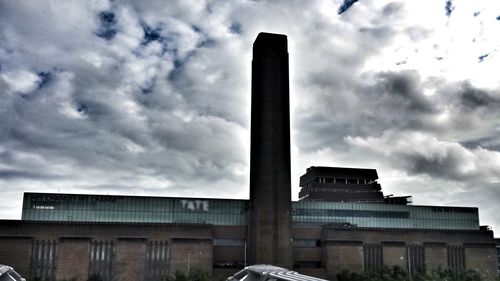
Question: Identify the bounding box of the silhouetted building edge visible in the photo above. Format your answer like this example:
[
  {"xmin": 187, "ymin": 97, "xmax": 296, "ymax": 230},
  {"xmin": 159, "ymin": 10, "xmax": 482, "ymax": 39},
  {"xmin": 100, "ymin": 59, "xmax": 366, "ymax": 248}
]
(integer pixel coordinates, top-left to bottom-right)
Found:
[{"xmin": 248, "ymin": 32, "xmax": 292, "ymax": 268}]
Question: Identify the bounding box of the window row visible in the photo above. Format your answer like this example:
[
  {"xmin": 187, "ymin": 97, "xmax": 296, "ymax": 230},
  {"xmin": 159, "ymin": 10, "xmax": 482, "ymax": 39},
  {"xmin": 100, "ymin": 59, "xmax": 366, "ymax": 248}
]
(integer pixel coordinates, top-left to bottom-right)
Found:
[{"xmin": 29, "ymin": 240, "xmax": 168, "ymax": 281}]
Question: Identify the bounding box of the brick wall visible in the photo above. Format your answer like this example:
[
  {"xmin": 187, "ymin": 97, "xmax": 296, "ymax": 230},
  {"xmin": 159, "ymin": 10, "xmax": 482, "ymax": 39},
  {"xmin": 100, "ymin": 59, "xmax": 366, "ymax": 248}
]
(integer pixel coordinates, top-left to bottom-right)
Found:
[
  {"xmin": 113, "ymin": 238, "xmax": 147, "ymax": 281},
  {"xmin": 170, "ymin": 238, "xmax": 213, "ymax": 274},
  {"xmin": 325, "ymin": 241, "xmax": 364, "ymax": 279},
  {"xmin": 424, "ymin": 242, "xmax": 447, "ymax": 270},
  {"xmin": 0, "ymin": 220, "xmax": 497, "ymax": 281},
  {"xmin": 55, "ymin": 237, "xmax": 90, "ymax": 281},
  {"xmin": 0, "ymin": 236, "xmax": 33, "ymax": 277},
  {"xmin": 465, "ymin": 243, "xmax": 498, "ymax": 281}
]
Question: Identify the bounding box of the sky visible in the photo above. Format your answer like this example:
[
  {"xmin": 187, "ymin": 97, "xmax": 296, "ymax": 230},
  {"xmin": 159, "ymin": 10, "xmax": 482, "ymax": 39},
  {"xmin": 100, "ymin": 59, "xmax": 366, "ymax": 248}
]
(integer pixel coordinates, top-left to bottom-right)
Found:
[{"xmin": 1, "ymin": 0, "xmax": 500, "ymax": 233}]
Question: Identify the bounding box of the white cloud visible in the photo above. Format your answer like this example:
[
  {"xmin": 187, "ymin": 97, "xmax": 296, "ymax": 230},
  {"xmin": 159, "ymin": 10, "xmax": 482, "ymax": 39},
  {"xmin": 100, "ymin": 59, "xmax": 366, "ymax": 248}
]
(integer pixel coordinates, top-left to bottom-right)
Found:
[
  {"xmin": 1, "ymin": 70, "xmax": 40, "ymax": 94},
  {"xmin": 363, "ymin": 0, "xmax": 500, "ymax": 89}
]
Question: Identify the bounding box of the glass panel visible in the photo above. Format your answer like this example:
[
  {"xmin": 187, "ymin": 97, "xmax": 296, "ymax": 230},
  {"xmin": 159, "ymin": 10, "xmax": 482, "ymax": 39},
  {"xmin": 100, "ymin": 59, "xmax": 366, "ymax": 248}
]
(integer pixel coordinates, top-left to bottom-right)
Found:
[{"xmin": 22, "ymin": 193, "xmax": 479, "ymax": 230}]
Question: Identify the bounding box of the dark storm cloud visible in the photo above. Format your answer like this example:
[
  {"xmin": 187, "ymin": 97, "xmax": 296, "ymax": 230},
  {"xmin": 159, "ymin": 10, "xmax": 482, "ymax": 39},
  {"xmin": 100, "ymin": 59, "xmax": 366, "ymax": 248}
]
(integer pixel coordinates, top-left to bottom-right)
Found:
[
  {"xmin": 0, "ymin": 169, "xmax": 59, "ymax": 180},
  {"xmin": 360, "ymin": 72, "xmax": 439, "ymax": 133},
  {"xmin": 346, "ymin": 130, "xmax": 500, "ymax": 183},
  {"xmin": 456, "ymin": 82, "xmax": 500, "ymax": 109},
  {"xmin": 409, "ymin": 155, "xmax": 462, "ymax": 179},
  {"xmin": 430, "ymin": 82, "xmax": 500, "ymax": 152},
  {"xmin": 395, "ymin": 142, "xmax": 473, "ymax": 180},
  {"xmin": 370, "ymin": 71, "xmax": 436, "ymax": 114},
  {"xmin": 461, "ymin": 135, "xmax": 500, "ymax": 152},
  {"xmin": 435, "ymin": 81, "xmax": 500, "ymax": 134},
  {"xmin": 298, "ymin": 60, "xmax": 500, "ymax": 154},
  {"xmin": 295, "ymin": 70, "xmax": 439, "ymax": 152}
]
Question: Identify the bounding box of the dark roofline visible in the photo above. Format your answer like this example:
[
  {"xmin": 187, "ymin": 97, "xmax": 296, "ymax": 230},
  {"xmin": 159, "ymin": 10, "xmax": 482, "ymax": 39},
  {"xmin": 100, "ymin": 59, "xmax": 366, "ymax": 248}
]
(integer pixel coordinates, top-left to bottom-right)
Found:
[
  {"xmin": 0, "ymin": 219, "xmax": 215, "ymax": 227},
  {"xmin": 300, "ymin": 166, "xmax": 379, "ymax": 187},
  {"xmin": 306, "ymin": 166, "xmax": 378, "ymax": 178},
  {"xmin": 22, "ymin": 193, "xmax": 479, "ymax": 213},
  {"xmin": 24, "ymin": 192, "xmax": 248, "ymax": 202}
]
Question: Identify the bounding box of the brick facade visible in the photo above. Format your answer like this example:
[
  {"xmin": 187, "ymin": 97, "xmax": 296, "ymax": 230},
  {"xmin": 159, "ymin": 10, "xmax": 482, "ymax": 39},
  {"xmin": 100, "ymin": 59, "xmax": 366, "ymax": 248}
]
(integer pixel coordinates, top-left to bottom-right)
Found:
[
  {"xmin": 56, "ymin": 238, "xmax": 91, "ymax": 281},
  {"xmin": 0, "ymin": 220, "xmax": 497, "ymax": 281}
]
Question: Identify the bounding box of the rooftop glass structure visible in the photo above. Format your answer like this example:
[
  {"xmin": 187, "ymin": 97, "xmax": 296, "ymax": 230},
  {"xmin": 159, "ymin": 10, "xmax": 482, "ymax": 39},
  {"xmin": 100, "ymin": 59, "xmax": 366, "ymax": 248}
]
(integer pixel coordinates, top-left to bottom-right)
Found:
[
  {"xmin": 22, "ymin": 193, "xmax": 246, "ymax": 225},
  {"xmin": 21, "ymin": 193, "xmax": 480, "ymax": 230},
  {"xmin": 292, "ymin": 200, "xmax": 479, "ymax": 230}
]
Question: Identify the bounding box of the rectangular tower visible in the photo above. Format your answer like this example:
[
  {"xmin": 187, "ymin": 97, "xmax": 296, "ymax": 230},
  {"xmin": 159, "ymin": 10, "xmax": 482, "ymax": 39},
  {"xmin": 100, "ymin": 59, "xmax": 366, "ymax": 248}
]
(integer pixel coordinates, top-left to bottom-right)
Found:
[
  {"xmin": 298, "ymin": 166, "xmax": 385, "ymax": 202},
  {"xmin": 248, "ymin": 32, "xmax": 292, "ymax": 268}
]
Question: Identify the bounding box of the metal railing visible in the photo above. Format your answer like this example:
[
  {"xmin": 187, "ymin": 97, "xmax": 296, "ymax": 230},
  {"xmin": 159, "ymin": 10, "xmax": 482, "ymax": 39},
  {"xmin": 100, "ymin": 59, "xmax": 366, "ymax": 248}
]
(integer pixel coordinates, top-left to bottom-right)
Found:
[{"xmin": 227, "ymin": 264, "xmax": 328, "ymax": 281}]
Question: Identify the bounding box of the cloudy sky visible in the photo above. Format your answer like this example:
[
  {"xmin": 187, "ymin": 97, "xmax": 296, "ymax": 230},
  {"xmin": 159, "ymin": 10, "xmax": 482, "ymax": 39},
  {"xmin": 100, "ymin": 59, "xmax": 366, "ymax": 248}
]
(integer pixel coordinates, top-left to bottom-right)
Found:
[{"xmin": 1, "ymin": 0, "xmax": 500, "ymax": 233}]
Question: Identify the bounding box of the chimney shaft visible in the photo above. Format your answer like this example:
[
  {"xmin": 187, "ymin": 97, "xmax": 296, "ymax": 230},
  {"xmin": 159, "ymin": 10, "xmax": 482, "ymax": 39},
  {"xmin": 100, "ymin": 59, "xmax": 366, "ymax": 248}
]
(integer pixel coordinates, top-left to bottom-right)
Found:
[{"xmin": 247, "ymin": 32, "xmax": 293, "ymax": 268}]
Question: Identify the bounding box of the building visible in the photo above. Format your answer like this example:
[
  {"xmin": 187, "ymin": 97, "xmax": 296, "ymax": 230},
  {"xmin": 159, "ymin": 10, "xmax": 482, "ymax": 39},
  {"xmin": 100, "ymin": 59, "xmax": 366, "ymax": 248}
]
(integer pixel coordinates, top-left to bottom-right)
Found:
[
  {"xmin": 299, "ymin": 166, "xmax": 413, "ymax": 205},
  {"xmin": 299, "ymin": 167, "xmax": 384, "ymax": 202},
  {"xmin": 248, "ymin": 32, "xmax": 292, "ymax": 268},
  {"xmin": 496, "ymin": 238, "xmax": 500, "ymax": 278},
  {"xmin": 0, "ymin": 32, "xmax": 497, "ymax": 281},
  {"xmin": 0, "ymin": 189, "xmax": 496, "ymax": 281}
]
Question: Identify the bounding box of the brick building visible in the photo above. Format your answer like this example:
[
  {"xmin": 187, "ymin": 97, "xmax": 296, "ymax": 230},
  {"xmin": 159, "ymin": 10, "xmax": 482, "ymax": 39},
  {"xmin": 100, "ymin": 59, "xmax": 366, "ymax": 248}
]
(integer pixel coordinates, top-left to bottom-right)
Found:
[
  {"xmin": 0, "ymin": 33, "xmax": 497, "ymax": 281},
  {"xmin": 0, "ymin": 187, "xmax": 497, "ymax": 281},
  {"xmin": 496, "ymin": 238, "xmax": 500, "ymax": 278}
]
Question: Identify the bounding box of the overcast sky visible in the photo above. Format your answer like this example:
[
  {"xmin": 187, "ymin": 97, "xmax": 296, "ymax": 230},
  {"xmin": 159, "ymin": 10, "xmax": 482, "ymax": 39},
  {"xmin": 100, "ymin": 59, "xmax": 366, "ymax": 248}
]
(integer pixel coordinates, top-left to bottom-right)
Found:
[{"xmin": 1, "ymin": 0, "xmax": 500, "ymax": 233}]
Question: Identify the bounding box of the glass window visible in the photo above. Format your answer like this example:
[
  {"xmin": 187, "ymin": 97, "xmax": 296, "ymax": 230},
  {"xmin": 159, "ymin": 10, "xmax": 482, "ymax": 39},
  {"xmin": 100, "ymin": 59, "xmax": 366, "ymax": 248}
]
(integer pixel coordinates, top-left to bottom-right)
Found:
[{"xmin": 292, "ymin": 239, "xmax": 320, "ymax": 248}]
